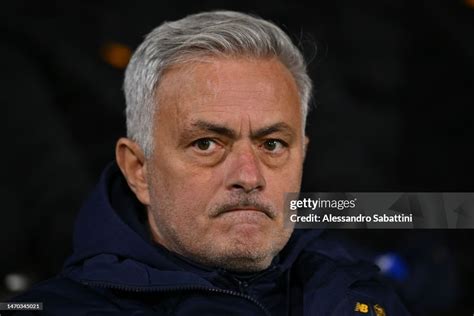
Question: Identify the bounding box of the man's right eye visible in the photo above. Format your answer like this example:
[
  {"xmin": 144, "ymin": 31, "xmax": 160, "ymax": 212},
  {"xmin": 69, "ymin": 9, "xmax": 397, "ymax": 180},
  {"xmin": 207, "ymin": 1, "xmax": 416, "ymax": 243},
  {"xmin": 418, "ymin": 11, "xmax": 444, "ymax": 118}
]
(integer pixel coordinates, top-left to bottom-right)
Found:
[{"xmin": 192, "ymin": 138, "xmax": 217, "ymax": 152}]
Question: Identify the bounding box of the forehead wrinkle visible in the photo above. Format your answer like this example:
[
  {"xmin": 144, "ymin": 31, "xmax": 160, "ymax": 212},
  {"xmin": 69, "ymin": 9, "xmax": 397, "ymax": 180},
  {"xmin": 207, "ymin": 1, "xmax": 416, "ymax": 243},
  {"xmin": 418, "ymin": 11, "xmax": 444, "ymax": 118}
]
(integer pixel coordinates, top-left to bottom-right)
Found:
[
  {"xmin": 196, "ymin": 89, "xmax": 282, "ymax": 114},
  {"xmin": 207, "ymin": 74, "xmax": 282, "ymax": 104},
  {"xmin": 247, "ymin": 113, "xmax": 253, "ymax": 137},
  {"xmin": 154, "ymin": 57, "xmax": 302, "ymax": 140},
  {"xmin": 212, "ymin": 90, "xmax": 279, "ymax": 108},
  {"xmin": 158, "ymin": 56, "xmax": 297, "ymax": 112},
  {"xmin": 203, "ymin": 59, "xmax": 289, "ymax": 105}
]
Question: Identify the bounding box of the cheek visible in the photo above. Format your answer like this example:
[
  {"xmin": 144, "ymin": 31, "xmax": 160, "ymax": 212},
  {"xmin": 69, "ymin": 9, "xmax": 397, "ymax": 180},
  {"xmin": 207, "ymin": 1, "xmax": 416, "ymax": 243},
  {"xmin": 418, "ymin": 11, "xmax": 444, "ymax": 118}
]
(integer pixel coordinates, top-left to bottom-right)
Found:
[
  {"xmin": 274, "ymin": 154, "xmax": 304, "ymax": 185},
  {"xmin": 266, "ymin": 173, "xmax": 300, "ymax": 200},
  {"xmin": 149, "ymin": 176, "xmax": 213, "ymax": 232},
  {"xmin": 264, "ymin": 160, "xmax": 304, "ymax": 200},
  {"xmin": 150, "ymin": 158, "xmax": 222, "ymax": 210},
  {"xmin": 152, "ymin": 152, "xmax": 208, "ymax": 190}
]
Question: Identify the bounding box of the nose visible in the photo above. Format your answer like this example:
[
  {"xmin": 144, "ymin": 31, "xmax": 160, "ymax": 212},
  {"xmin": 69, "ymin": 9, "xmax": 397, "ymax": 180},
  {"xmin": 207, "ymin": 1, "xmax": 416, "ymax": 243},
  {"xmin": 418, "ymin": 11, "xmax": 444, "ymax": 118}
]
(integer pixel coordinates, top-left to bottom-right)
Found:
[{"xmin": 224, "ymin": 142, "xmax": 266, "ymax": 193}]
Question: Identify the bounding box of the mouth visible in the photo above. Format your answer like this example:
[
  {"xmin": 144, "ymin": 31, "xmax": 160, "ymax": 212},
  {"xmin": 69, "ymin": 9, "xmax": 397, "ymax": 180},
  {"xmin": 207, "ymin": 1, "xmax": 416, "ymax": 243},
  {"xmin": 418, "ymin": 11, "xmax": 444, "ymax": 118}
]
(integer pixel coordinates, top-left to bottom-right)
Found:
[{"xmin": 214, "ymin": 206, "xmax": 275, "ymax": 219}]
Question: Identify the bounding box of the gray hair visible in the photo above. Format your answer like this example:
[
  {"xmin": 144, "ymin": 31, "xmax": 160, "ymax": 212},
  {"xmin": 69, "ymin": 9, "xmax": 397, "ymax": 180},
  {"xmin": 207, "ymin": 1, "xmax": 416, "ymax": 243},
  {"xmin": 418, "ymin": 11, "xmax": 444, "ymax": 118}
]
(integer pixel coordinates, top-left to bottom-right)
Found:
[{"xmin": 124, "ymin": 10, "xmax": 313, "ymax": 157}]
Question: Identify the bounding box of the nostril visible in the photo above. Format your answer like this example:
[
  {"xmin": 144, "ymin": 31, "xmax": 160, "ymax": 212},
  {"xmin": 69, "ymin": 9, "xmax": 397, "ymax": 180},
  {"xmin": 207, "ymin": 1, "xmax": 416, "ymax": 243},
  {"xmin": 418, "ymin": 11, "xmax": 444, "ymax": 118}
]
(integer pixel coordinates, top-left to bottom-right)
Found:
[
  {"xmin": 232, "ymin": 184, "xmax": 245, "ymax": 190},
  {"xmin": 231, "ymin": 182, "xmax": 263, "ymax": 193}
]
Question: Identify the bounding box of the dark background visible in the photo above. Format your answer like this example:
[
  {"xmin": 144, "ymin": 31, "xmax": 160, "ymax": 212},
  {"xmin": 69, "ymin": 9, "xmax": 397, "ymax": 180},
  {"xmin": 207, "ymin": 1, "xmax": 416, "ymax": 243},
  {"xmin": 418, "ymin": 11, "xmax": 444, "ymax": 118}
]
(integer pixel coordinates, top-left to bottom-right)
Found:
[{"xmin": 1, "ymin": 0, "xmax": 473, "ymax": 314}]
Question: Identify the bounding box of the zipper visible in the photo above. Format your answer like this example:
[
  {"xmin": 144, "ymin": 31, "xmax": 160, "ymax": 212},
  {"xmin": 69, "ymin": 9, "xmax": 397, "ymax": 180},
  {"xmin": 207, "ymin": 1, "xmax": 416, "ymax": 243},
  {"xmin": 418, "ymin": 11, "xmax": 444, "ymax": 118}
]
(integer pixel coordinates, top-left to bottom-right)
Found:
[
  {"xmin": 219, "ymin": 265, "xmax": 278, "ymax": 296},
  {"xmin": 81, "ymin": 280, "xmax": 271, "ymax": 316},
  {"xmin": 236, "ymin": 279, "xmax": 249, "ymax": 294}
]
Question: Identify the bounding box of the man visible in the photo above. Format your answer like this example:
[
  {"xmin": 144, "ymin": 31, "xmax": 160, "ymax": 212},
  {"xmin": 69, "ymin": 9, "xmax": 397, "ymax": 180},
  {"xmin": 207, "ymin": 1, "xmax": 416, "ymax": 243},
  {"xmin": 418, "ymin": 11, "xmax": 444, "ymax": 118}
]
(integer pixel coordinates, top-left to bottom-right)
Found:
[{"xmin": 11, "ymin": 11, "xmax": 409, "ymax": 315}]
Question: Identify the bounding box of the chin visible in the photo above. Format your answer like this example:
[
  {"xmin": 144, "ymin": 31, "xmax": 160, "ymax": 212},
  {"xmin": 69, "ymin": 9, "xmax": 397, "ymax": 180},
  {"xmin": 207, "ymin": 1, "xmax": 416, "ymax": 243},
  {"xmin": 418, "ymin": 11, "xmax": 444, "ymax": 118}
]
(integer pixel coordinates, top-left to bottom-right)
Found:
[
  {"xmin": 204, "ymin": 236, "xmax": 285, "ymax": 272},
  {"xmin": 211, "ymin": 250, "xmax": 274, "ymax": 272}
]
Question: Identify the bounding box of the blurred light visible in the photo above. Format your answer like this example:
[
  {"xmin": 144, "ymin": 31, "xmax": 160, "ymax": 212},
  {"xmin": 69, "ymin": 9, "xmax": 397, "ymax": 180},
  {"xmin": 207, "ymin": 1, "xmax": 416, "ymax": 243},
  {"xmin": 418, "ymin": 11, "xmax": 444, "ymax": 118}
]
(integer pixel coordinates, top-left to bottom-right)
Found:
[
  {"xmin": 465, "ymin": 0, "xmax": 474, "ymax": 8},
  {"xmin": 100, "ymin": 42, "xmax": 132, "ymax": 69},
  {"xmin": 4, "ymin": 273, "xmax": 30, "ymax": 292},
  {"xmin": 375, "ymin": 252, "xmax": 409, "ymax": 281}
]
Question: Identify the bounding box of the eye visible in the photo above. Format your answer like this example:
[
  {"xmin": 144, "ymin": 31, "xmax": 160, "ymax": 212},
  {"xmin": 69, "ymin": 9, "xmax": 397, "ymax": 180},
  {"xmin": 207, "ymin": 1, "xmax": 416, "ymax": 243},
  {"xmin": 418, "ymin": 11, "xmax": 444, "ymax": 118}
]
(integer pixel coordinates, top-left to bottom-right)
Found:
[
  {"xmin": 192, "ymin": 138, "xmax": 218, "ymax": 152},
  {"xmin": 262, "ymin": 139, "xmax": 286, "ymax": 153}
]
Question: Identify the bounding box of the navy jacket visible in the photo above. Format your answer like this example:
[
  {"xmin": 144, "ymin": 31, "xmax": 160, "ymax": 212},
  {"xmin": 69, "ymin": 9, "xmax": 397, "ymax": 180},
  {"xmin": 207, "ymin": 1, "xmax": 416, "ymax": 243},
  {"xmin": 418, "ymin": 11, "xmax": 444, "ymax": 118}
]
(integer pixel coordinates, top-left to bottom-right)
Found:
[{"xmin": 11, "ymin": 163, "xmax": 410, "ymax": 315}]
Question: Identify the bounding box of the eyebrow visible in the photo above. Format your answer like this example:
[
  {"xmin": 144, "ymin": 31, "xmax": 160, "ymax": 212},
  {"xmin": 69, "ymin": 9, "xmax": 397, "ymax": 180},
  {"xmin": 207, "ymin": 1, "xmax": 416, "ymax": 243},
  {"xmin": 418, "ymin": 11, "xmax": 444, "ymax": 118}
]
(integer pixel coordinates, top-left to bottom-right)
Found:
[
  {"xmin": 189, "ymin": 120, "xmax": 237, "ymax": 138},
  {"xmin": 187, "ymin": 120, "xmax": 295, "ymax": 140},
  {"xmin": 251, "ymin": 122, "xmax": 295, "ymax": 140}
]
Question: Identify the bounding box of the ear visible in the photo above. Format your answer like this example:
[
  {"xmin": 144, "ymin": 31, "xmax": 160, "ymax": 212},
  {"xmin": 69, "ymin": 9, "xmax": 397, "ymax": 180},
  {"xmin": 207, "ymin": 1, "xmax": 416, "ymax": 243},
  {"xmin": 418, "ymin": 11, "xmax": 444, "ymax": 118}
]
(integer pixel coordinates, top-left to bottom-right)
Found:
[
  {"xmin": 303, "ymin": 136, "xmax": 310, "ymax": 160},
  {"xmin": 115, "ymin": 137, "xmax": 150, "ymax": 206}
]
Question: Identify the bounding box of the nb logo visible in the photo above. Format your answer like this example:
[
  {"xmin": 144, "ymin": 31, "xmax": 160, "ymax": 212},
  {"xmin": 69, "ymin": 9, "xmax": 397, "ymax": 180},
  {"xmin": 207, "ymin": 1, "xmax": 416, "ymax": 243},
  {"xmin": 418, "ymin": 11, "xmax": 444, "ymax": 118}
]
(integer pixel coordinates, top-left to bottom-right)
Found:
[{"xmin": 354, "ymin": 302, "xmax": 369, "ymax": 313}]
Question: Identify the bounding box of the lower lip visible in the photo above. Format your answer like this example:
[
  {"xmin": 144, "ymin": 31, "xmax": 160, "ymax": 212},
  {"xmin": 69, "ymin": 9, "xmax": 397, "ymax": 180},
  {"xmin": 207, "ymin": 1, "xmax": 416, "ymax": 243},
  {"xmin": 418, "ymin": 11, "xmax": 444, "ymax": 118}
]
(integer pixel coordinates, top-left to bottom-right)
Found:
[{"xmin": 218, "ymin": 209, "xmax": 269, "ymax": 222}]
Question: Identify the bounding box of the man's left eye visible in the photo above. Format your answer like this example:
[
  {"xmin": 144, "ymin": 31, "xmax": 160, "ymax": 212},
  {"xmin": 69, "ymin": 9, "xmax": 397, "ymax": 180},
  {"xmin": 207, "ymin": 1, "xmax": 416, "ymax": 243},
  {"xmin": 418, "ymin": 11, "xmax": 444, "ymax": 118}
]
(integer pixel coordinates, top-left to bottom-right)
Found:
[{"xmin": 262, "ymin": 139, "xmax": 286, "ymax": 152}]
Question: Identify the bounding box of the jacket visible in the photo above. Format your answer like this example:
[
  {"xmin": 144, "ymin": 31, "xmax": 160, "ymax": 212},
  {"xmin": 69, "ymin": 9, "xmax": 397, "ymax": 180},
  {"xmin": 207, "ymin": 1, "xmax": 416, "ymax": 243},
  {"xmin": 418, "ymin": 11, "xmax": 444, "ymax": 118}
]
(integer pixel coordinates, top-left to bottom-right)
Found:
[{"xmin": 10, "ymin": 163, "xmax": 410, "ymax": 315}]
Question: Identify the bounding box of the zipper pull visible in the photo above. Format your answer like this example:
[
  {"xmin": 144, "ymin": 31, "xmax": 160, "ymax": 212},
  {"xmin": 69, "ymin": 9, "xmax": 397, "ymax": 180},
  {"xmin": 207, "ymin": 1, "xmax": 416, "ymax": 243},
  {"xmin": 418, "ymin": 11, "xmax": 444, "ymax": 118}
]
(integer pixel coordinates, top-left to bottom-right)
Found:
[{"xmin": 237, "ymin": 280, "xmax": 249, "ymax": 294}]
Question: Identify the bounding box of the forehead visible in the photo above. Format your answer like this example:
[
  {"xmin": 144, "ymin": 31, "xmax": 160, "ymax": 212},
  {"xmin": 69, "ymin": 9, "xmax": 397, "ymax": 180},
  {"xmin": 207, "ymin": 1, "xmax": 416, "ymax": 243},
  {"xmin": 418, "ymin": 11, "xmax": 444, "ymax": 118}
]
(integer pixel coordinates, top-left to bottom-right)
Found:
[{"xmin": 154, "ymin": 56, "xmax": 302, "ymax": 127}]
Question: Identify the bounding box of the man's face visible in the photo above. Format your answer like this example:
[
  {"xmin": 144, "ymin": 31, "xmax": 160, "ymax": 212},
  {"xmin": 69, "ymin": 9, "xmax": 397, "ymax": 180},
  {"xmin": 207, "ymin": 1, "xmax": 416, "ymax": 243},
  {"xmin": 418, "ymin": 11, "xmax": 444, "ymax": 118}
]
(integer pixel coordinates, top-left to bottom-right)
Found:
[{"xmin": 145, "ymin": 57, "xmax": 306, "ymax": 271}]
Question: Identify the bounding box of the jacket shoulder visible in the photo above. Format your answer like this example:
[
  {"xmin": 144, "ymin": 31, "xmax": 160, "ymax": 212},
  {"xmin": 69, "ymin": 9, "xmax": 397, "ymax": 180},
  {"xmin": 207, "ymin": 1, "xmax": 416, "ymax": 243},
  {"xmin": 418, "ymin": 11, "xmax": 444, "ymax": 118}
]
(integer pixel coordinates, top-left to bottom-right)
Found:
[
  {"xmin": 294, "ymin": 233, "xmax": 410, "ymax": 315},
  {"xmin": 344, "ymin": 279, "xmax": 410, "ymax": 316}
]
